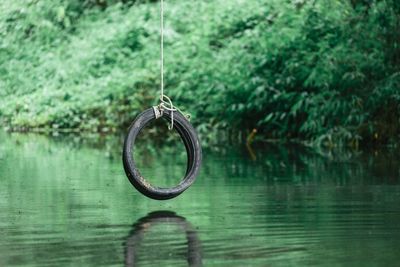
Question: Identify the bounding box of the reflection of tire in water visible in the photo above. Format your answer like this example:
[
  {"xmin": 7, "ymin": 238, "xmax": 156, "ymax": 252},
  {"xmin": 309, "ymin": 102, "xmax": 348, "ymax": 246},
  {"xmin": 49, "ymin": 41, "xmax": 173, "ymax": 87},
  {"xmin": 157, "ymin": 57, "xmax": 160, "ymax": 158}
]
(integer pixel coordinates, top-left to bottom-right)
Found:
[{"xmin": 124, "ymin": 211, "xmax": 202, "ymax": 266}]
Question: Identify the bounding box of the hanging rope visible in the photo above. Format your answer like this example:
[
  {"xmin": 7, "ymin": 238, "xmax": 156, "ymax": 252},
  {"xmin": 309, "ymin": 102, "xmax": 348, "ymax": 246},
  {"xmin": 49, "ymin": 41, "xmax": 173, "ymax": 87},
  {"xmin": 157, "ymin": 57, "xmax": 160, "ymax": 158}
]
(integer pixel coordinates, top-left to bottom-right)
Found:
[
  {"xmin": 160, "ymin": 0, "xmax": 165, "ymax": 103},
  {"xmin": 158, "ymin": 0, "xmax": 190, "ymax": 130}
]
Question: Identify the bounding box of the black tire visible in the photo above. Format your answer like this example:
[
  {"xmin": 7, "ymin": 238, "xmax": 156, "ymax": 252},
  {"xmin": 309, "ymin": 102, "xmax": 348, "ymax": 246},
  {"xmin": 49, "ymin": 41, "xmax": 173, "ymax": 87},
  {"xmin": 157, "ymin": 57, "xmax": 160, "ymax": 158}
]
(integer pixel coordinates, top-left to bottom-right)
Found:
[{"xmin": 122, "ymin": 108, "xmax": 202, "ymax": 200}]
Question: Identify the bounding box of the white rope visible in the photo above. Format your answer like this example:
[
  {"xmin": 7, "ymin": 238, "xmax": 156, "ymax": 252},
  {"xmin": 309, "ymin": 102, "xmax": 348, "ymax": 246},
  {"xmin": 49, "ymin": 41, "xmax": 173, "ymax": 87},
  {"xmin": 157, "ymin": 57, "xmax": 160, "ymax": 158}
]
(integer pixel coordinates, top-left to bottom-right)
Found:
[
  {"xmin": 160, "ymin": 0, "xmax": 164, "ymax": 101},
  {"xmin": 158, "ymin": 0, "xmax": 189, "ymax": 130}
]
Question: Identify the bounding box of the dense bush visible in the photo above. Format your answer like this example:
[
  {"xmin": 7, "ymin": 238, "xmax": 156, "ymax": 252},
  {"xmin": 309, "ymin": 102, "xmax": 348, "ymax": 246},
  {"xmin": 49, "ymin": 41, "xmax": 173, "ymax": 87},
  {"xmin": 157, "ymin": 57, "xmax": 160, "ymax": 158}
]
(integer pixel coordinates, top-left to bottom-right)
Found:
[{"xmin": 0, "ymin": 0, "xmax": 399, "ymax": 146}]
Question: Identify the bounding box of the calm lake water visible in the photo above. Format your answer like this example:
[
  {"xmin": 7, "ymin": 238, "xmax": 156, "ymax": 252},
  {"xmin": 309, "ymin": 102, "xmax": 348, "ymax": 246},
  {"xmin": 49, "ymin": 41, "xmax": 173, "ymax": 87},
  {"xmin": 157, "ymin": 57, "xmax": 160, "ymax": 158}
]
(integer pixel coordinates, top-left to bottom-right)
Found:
[{"xmin": 0, "ymin": 130, "xmax": 400, "ymax": 266}]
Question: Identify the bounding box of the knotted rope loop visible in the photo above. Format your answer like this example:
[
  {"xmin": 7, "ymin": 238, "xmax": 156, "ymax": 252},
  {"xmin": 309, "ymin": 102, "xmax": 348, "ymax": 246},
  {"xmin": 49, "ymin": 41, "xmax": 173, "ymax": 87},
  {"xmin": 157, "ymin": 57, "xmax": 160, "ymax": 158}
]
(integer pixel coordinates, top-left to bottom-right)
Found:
[
  {"xmin": 154, "ymin": 95, "xmax": 190, "ymax": 130},
  {"xmin": 159, "ymin": 95, "xmax": 176, "ymax": 130}
]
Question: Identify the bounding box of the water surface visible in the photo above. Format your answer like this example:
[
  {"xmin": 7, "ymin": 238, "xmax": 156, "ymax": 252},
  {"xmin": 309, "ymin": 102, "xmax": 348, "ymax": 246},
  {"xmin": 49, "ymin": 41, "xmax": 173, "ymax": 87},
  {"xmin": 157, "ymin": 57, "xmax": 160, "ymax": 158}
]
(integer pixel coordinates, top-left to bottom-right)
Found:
[{"xmin": 0, "ymin": 131, "xmax": 400, "ymax": 266}]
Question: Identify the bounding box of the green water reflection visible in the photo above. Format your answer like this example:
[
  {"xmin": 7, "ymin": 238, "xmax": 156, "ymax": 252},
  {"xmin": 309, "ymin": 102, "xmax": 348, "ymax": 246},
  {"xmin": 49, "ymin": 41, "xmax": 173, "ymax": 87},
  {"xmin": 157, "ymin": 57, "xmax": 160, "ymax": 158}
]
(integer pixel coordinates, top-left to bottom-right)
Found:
[{"xmin": 0, "ymin": 131, "xmax": 400, "ymax": 266}]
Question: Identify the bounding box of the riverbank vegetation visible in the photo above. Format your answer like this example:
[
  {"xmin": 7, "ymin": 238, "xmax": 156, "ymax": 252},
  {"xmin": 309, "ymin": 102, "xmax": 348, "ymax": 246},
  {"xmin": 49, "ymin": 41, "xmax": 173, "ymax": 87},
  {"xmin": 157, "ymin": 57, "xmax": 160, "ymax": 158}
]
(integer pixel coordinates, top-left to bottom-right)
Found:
[{"xmin": 0, "ymin": 0, "xmax": 399, "ymax": 147}]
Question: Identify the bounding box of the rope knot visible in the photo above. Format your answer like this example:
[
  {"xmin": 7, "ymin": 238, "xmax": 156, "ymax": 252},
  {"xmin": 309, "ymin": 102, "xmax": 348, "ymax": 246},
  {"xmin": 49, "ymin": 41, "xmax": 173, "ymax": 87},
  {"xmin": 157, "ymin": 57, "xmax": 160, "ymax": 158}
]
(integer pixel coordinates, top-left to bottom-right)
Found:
[
  {"xmin": 159, "ymin": 95, "xmax": 176, "ymax": 130},
  {"xmin": 156, "ymin": 95, "xmax": 190, "ymax": 130}
]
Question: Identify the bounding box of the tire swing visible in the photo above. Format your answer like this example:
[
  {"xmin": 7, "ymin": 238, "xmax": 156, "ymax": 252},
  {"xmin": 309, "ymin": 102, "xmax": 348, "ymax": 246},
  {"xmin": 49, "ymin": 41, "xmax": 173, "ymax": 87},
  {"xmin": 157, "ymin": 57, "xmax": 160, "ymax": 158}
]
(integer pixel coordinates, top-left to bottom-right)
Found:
[{"xmin": 122, "ymin": 0, "xmax": 202, "ymax": 200}]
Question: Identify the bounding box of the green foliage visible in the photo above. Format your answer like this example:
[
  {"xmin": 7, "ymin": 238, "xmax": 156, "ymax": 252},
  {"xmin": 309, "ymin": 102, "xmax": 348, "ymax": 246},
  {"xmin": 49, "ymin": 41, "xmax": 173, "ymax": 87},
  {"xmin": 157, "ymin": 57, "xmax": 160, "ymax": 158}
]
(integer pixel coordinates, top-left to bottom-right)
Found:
[{"xmin": 0, "ymin": 0, "xmax": 399, "ymax": 146}]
